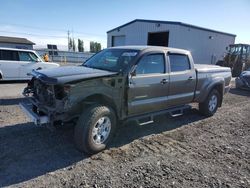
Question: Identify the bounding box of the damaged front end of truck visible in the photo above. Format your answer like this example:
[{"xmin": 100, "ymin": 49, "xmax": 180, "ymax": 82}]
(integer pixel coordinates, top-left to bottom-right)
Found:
[{"xmin": 20, "ymin": 71, "xmax": 73, "ymax": 127}]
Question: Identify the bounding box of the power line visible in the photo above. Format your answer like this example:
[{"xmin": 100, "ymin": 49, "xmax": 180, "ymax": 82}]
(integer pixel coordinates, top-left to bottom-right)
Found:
[
  {"xmin": 0, "ymin": 22, "xmax": 106, "ymax": 37},
  {"xmin": 0, "ymin": 30, "xmax": 67, "ymax": 38},
  {"xmin": 0, "ymin": 30, "xmax": 107, "ymax": 42}
]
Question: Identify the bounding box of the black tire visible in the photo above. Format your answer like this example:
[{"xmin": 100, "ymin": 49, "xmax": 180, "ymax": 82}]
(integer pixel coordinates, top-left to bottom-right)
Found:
[
  {"xmin": 216, "ymin": 60, "xmax": 224, "ymax": 66},
  {"xmin": 74, "ymin": 104, "xmax": 117, "ymax": 154},
  {"xmin": 199, "ymin": 89, "xmax": 220, "ymax": 117}
]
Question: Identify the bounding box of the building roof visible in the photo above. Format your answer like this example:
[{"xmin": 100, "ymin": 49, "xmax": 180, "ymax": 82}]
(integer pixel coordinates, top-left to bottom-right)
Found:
[
  {"xmin": 0, "ymin": 47, "xmax": 36, "ymax": 52},
  {"xmin": 107, "ymin": 19, "xmax": 236, "ymax": 37},
  {"xmin": 0, "ymin": 36, "xmax": 35, "ymax": 45}
]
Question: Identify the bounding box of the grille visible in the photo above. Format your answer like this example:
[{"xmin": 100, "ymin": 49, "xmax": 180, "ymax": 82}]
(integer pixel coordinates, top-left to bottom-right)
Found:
[{"xmin": 33, "ymin": 79, "xmax": 55, "ymax": 106}]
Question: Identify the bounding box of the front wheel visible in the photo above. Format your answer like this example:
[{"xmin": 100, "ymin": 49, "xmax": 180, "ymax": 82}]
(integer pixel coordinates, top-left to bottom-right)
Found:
[
  {"xmin": 74, "ymin": 104, "xmax": 117, "ymax": 154},
  {"xmin": 199, "ymin": 89, "xmax": 220, "ymax": 117}
]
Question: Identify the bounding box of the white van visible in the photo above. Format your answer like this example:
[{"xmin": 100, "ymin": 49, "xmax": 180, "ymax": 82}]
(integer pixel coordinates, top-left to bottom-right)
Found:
[{"xmin": 0, "ymin": 48, "xmax": 59, "ymax": 80}]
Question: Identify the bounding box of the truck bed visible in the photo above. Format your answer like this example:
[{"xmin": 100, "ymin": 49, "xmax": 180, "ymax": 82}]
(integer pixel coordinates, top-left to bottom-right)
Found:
[{"xmin": 194, "ymin": 64, "xmax": 231, "ymax": 73}]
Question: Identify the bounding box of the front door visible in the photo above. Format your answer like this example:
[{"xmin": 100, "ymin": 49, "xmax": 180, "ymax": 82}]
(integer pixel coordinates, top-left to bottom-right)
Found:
[
  {"xmin": 128, "ymin": 53, "xmax": 169, "ymax": 116},
  {"xmin": 167, "ymin": 53, "xmax": 196, "ymax": 107},
  {"xmin": 18, "ymin": 51, "xmax": 42, "ymax": 78}
]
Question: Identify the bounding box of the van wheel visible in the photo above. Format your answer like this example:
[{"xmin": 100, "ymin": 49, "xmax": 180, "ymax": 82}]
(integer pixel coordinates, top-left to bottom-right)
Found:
[
  {"xmin": 199, "ymin": 89, "xmax": 220, "ymax": 117},
  {"xmin": 74, "ymin": 104, "xmax": 116, "ymax": 154}
]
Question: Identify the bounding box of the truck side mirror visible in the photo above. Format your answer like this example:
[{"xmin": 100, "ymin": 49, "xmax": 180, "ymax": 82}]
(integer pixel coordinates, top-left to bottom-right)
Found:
[{"xmin": 130, "ymin": 69, "xmax": 136, "ymax": 77}]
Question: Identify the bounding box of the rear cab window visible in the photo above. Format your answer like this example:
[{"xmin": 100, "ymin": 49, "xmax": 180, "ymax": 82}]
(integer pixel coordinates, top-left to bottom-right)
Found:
[
  {"xmin": 168, "ymin": 53, "xmax": 191, "ymax": 72},
  {"xmin": 136, "ymin": 54, "xmax": 165, "ymax": 75}
]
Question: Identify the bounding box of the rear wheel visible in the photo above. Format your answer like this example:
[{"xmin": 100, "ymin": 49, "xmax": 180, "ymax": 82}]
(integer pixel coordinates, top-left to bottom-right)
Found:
[
  {"xmin": 74, "ymin": 104, "xmax": 117, "ymax": 154},
  {"xmin": 199, "ymin": 89, "xmax": 220, "ymax": 117}
]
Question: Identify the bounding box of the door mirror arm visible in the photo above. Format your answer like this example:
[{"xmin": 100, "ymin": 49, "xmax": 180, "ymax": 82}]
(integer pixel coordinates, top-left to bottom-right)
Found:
[{"xmin": 130, "ymin": 68, "xmax": 136, "ymax": 77}]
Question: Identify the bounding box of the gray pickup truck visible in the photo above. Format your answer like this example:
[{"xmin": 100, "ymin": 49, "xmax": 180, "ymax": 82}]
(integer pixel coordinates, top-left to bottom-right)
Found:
[{"xmin": 20, "ymin": 46, "xmax": 231, "ymax": 154}]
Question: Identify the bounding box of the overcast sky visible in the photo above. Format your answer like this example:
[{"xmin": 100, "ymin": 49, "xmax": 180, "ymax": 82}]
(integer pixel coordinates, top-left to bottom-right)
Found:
[{"xmin": 0, "ymin": 0, "xmax": 249, "ymax": 50}]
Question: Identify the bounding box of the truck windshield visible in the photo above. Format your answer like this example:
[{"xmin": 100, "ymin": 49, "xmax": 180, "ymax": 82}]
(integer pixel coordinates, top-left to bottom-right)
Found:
[{"xmin": 83, "ymin": 49, "xmax": 139, "ymax": 72}]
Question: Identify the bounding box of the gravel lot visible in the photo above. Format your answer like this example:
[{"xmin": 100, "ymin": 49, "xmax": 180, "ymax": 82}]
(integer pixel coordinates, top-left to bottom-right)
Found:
[{"xmin": 0, "ymin": 82, "xmax": 249, "ymax": 188}]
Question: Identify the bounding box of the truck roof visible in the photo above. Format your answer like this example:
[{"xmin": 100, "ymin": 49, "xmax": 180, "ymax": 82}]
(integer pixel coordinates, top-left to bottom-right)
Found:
[{"xmin": 110, "ymin": 45, "xmax": 189, "ymax": 54}]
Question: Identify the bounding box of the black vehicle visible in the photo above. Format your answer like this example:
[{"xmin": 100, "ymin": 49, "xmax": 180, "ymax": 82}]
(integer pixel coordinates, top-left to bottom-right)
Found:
[{"xmin": 235, "ymin": 68, "xmax": 250, "ymax": 90}]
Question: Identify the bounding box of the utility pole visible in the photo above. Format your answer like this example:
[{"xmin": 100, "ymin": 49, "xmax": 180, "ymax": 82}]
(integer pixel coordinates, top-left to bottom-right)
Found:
[{"xmin": 67, "ymin": 30, "xmax": 70, "ymax": 51}]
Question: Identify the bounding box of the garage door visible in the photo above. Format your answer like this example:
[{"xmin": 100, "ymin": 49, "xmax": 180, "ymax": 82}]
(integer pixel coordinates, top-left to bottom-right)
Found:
[
  {"xmin": 148, "ymin": 32, "xmax": 169, "ymax": 47},
  {"xmin": 112, "ymin": 36, "xmax": 125, "ymax": 47}
]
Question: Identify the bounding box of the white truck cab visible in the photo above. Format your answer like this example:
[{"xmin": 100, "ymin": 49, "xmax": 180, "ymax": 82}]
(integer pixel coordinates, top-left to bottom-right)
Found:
[{"xmin": 0, "ymin": 47, "xmax": 59, "ymax": 80}]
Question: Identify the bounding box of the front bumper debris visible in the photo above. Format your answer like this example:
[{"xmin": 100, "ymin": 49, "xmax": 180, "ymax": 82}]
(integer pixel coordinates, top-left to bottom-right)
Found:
[
  {"xmin": 224, "ymin": 85, "xmax": 231, "ymax": 94},
  {"xmin": 19, "ymin": 102, "xmax": 49, "ymax": 126}
]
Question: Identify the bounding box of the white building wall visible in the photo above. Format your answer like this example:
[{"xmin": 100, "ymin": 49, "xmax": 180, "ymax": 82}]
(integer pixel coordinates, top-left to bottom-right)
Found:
[
  {"xmin": 107, "ymin": 21, "xmax": 235, "ymax": 64},
  {"xmin": 170, "ymin": 26, "xmax": 235, "ymax": 64},
  {"xmin": 107, "ymin": 22, "xmax": 180, "ymax": 47}
]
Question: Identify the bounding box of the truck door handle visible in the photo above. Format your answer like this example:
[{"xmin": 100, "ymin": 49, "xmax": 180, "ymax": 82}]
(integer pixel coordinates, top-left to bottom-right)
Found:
[
  {"xmin": 188, "ymin": 76, "xmax": 194, "ymax": 80},
  {"xmin": 161, "ymin": 79, "xmax": 168, "ymax": 84}
]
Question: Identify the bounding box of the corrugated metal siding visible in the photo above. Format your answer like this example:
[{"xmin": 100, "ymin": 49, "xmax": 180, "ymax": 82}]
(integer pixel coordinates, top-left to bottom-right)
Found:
[
  {"xmin": 107, "ymin": 21, "xmax": 235, "ymax": 64},
  {"xmin": 171, "ymin": 26, "xmax": 235, "ymax": 64},
  {"xmin": 107, "ymin": 22, "xmax": 179, "ymax": 47}
]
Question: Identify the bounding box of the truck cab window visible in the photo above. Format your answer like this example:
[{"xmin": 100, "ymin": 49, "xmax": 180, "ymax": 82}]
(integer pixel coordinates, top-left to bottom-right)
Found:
[
  {"xmin": 169, "ymin": 54, "xmax": 190, "ymax": 72},
  {"xmin": 136, "ymin": 54, "xmax": 165, "ymax": 75}
]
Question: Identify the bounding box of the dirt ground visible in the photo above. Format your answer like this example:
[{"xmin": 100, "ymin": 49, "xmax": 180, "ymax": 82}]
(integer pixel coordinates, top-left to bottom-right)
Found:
[{"xmin": 0, "ymin": 84, "xmax": 249, "ymax": 187}]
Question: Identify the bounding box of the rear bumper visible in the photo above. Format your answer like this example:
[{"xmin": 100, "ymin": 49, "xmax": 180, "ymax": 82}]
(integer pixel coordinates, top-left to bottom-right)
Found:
[{"xmin": 19, "ymin": 102, "xmax": 49, "ymax": 126}]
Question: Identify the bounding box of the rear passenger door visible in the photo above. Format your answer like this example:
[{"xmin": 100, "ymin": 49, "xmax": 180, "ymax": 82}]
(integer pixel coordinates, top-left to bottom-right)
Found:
[
  {"xmin": 0, "ymin": 50, "xmax": 20, "ymax": 79},
  {"xmin": 167, "ymin": 53, "xmax": 196, "ymax": 107},
  {"xmin": 128, "ymin": 53, "xmax": 169, "ymax": 116}
]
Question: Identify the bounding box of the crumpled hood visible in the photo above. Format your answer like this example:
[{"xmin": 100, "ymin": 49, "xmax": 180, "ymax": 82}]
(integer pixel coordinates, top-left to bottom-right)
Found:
[{"xmin": 32, "ymin": 66, "xmax": 117, "ymax": 84}]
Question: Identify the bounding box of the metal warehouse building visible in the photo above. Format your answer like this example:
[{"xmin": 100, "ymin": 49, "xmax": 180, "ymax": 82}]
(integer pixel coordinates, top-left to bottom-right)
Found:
[{"xmin": 107, "ymin": 19, "xmax": 236, "ymax": 64}]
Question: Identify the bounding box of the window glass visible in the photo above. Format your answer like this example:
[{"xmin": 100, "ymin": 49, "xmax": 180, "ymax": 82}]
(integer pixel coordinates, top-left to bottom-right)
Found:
[
  {"xmin": 0, "ymin": 50, "xmax": 19, "ymax": 61},
  {"xmin": 84, "ymin": 49, "xmax": 138, "ymax": 72},
  {"xmin": 169, "ymin": 54, "xmax": 190, "ymax": 72},
  {"xmin": 136, "ymin": 54, "xmax": 165, "ymax": 75},
  {"xmin": 29, "ymin": 52, "xmax": 40, "ymax": 61},
  {"xmin": 19, "ymin": 52, "xmax": 38, "ymax": 62}
]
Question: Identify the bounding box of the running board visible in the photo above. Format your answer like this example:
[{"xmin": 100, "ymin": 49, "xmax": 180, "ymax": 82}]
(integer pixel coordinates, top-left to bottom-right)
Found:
[
  {"xmin": 126, "ymin": 105, "xmax": 191, "ymax": 126},
  {"xmin": 169, "ymin": 109, "xmax": 184, "ymax": 117},
  {"xmin": 136, "ymin": 116, "xmax": 154, "ymax": 126}
]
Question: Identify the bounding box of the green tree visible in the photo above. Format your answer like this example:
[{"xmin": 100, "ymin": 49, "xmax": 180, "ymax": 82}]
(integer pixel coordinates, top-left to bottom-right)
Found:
[
  {"xmin": 78, "ymin": 39, "xmax": 84, "ymax": 52},
  {"xmin": 90, "ymin": 41, "xmax": 101, "ymax": 53},
  {"xmin": 72, "ymin": 38, "xmax": 76, "ymax": 52},
  {"xmin": 68, "ymin": 38, "xmax": 73, "ymax": 51}
]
